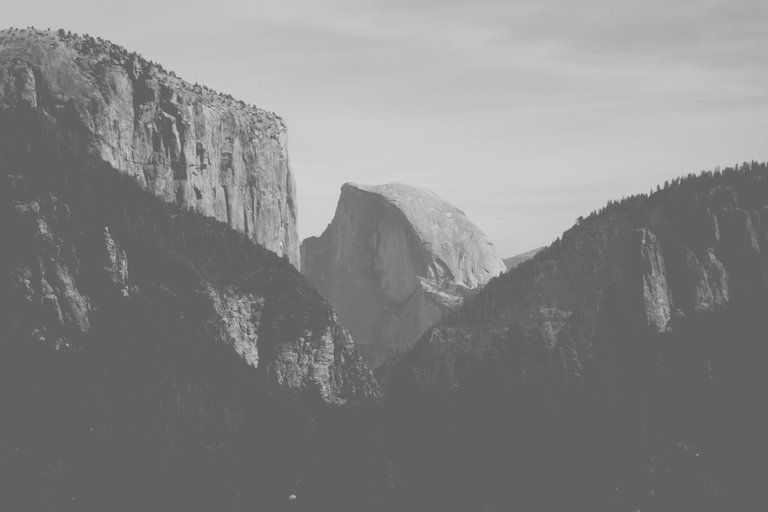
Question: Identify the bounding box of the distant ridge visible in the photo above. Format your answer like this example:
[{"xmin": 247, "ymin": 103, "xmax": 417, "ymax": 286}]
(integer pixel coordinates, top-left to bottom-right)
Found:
[{"xmin": 503, "ymin": 246, "xmax": 543, "ymax": 270}]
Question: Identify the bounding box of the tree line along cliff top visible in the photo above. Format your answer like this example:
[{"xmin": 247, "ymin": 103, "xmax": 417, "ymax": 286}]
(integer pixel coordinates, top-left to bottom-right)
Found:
[
  {"xmin": 448, "ymin": 161, "xmax": 768, "ymax": 326},
  {"xmin": 0, "ymin": 26, "xmax": 286, "ymax": 128}
]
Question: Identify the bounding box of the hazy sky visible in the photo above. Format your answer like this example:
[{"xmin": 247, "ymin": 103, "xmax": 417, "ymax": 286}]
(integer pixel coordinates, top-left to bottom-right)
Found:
[{"xmin": 5, "ymin": 0, "xmax": 768, "ymax": 256}]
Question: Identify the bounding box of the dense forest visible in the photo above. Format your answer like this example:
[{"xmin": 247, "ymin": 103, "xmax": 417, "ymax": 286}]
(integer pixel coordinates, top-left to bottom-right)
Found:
[
  {"xmin": 379, "ymin": 162, "xmax": 768, "ymax": 511},
  {"xmin": 0, "ymin": 128, "xmax": 382, "ymax": 511},
  {"xmin": 457, "ymin": 161, "xmax": 768, "ymax": 325},
  {"xmin": 3, "ymin": 157, "xmax": 766, "ymax": 511}
]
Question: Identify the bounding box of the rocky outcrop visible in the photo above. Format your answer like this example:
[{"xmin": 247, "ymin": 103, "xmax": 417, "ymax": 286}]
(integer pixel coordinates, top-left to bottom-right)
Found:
[
  {"xmin": 2, "ymin": 176, "xmax": 376, "ymax": 402},
  {"xmin": 0, "ymin": 29, "xmax": 386, "ymax": 511},
  {"xmin": 0, "ymin": 28, "xmax": 298, "ymax": 265},
  {"xmin": 677, "ymin": 247, "xmax": 729, "ymax": 313},
  {"xmin": 0, "ymin": 171, "xmax": 383, "ymax": 509},
  {"xmin": 301, "ymin": 182, "xmax": 505, "ymax": 366},
  {"xmin": 101, "ymin": 226, "xmax": 129, "ymax": 296},
  {"xmin": 386, "ymin": 172, "xmax": 768, "ymax": 392},
  {"xmin": 378, "ymin": 166, "xmax": 768, "ymax": 511},
  {"xmin": 538, "ymin": 305, "xmax": 572, "ymax": 349},
  {"xmin": 634, "ymin": 228, "xmax": 673, "ymax": 332},
  {"xmin": 4, "ymin": 177, "xmax": 376, "ymax": 401}
]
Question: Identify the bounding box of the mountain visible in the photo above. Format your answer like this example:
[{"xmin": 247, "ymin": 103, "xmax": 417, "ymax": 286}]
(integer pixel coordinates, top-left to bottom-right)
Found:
[
  {"xmin": 0, "ymin": 27, "xmax": 298, "ymax": 265},
  {"xmin": 301, "ymin": 182, "xmax": 505, "ymax": 366},
  {"xmin": 380, "ymin": 164, "xmax": 768, "ymax": 511},
  {"xmin": 0, "ymin": 28, "xmax": 381, "ymax": 511},
  {"xmin": 502, "ymin": 246, "xmax": 542, "ymax": 270},
  {"xmin": 0, "ymin": 172, "xmax": 377, "ymax": 402}
]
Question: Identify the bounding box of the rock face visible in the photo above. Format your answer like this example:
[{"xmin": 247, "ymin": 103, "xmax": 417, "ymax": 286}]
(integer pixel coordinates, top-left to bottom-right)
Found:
[
  {"xmin": 1, "ymin": 169, "xmax": 377, "ymax": 403},
  {"xmin": 385, "ymin": 171, "xmax": 768, "ymax": 391},
  {"xmin": 0, "ymin": 28, "xmax": 372, "ymax": 400},
  {"xmin": 0, "ymin": 29, "xmax": 387, "ymax": 511},
  {"xmin": 379, "ymin": 165, "xmax": 768, "ymax": 511},
  {"xmin": 302, "ymin": 182, "xmax": 505, "ymax": 366},
  {"xmin": 0, "ymin": 152, "xmax": 379, "ymax": 510},
  {"xmin": 634, "ymin": 228, "xmax": 673, "ymax": 332},
  {"xmin": 0, "ymin": 28, "xmax": 298, "ymax": 265}
]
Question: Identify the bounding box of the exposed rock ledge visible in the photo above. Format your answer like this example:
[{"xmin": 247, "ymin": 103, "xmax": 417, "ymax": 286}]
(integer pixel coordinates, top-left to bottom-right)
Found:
[
  {"xmin": 0, "ymin": 28, "xmax": 299, "ymax": 265},
  {"xmin": 302, "ymin": 182, "xmax": 505, "ymax": 366}
]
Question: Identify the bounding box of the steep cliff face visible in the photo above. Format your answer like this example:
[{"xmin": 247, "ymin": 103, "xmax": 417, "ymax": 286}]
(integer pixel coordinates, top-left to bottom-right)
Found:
[
  {"xmin": 301, "ymin": 182, "xmax": 505, "ymax": 366},
  {"xmin": 634, "ymin": 228, "xmax": 673, "ymax": 332},
  {"xmin": 380, "ymin": 165, "xmax": 768, "ymax": 511},
  {"xmin": 0, "ymin": 165, "xmax": 379, "ymax": 510},
  {"xmin": 0, "ymin": 28, "xmax": 298, "ymax": 265},
  {"xmin": 0, "ymin": 29, "xmax": 381, "ymax": 509},
  {"xmin": 385, "ymin": 169, "xmax": 768, "ymax": 390},
  {"xmin": 0, "ymin": 28, "xmax": 370, "ymax": 400},
  {"xmin": 1, "ymin": 169, "xmax": 376, "ymax": 402}
]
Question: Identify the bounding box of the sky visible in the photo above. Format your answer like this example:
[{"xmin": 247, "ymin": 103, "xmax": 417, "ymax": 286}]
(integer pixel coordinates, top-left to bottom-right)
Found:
[{"xmin": 5, "ymin": 0, "xmax": 768, "ymax": 256}]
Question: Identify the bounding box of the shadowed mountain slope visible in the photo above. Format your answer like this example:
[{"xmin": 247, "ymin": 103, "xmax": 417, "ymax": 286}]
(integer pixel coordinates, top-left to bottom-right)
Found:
[
  {"xmin": 380, "ymin": 163, "xmax": 768, "ymax": 511},
  {"xmin": 0, "ymin": 28, "xmax": 383, "ymax": 511}
]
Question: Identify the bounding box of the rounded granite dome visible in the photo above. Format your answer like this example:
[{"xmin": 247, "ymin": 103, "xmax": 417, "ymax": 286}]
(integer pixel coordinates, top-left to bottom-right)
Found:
[
  {"xmin": 344, "ymin": 182, "xmax": 506, "ymax": 289},
  {"xmin": 301, "ymin": 181, "xmax": 505, "ymax": 366}
]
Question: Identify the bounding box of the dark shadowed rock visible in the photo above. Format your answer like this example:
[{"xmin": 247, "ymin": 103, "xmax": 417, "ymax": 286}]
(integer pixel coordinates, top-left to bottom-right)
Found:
[
  {"xmin": 1, "ymin": 169, "xmax": 377, "ymax": 403},
  {"xmin": 0, "ymin": 29, "xmax": 387, "ymax": 511},
  {"xmin": 0, "ymin": 151, "xmax": 380, "ymax": 511},
  {"xmin": 301, "ymin": 182, "xmax": 505, "ymax": 366}
]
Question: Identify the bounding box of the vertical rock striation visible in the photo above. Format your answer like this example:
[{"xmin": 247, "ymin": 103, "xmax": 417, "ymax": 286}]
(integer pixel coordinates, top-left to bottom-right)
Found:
[
  {"xmin": 0, "ymin": 167, "xmax": 379, "ymax": 506},
  {"xmin": 302, "ymin": 182, "xmax": 505, "ymax": 366},
  {"xmin": 0, "ymin": 28, "xmax": 299, "ymax": 265},
  {"xmin": 634, "ymin": 228, "xmax": 673, "ymax": 332},
  {"xmin": 1, "ymin": 177, "xmax": 377, "ymax": 402}
]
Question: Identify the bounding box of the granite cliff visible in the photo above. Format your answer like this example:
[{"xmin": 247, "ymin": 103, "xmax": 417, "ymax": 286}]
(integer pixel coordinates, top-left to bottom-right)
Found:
[
  {"xmin": 0, "ymin": 176, "xmax": 376, "ymax": 402},
  {"xmin": 0, "ymin": 28, "xmax": 298, "ymax": 265},
  {"xmin": 0, "ymin": 120, "xmax": 380, "ymax": 512},
  {"xmin": 0, "ymin": 29, "xmax": 380, "ymax": 510},
  {"xmin": 380, "ymin": 164, "xmax": 768, "ymax": 511},
  {"xmin": 301, "ymin": 182, "xmax": 505, "ymax": 366}
]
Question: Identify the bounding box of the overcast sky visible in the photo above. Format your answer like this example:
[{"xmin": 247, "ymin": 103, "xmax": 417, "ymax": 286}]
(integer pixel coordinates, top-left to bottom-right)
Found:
[{"xmin": 5, "ymin": 0, "xmax": 768, "ymax": 256}]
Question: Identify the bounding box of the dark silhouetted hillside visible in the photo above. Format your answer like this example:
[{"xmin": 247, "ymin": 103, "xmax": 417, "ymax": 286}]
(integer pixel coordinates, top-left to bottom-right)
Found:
[{"xmin": 380, "ymin": 162, "xmax": 768, "ymax": 511}]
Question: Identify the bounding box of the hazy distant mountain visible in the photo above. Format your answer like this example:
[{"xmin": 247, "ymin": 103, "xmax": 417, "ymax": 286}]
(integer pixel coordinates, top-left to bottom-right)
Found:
[
  {"xmin": 503, "ymin": 247, "xmax": 543, "ymax": 270},
  {"xmin": 381, "ymin": 163, "xmax": 768, "ymax": 511},
  {"xmin": 301, "ymin": 182, "xmax": 505, "ymax": 367}
]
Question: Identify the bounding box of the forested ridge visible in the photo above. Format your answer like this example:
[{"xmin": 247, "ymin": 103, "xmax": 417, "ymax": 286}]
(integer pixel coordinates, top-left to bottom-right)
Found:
[{"xmin": 379, "ymin": 162, "xmax": 768, "ymax": 511}]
